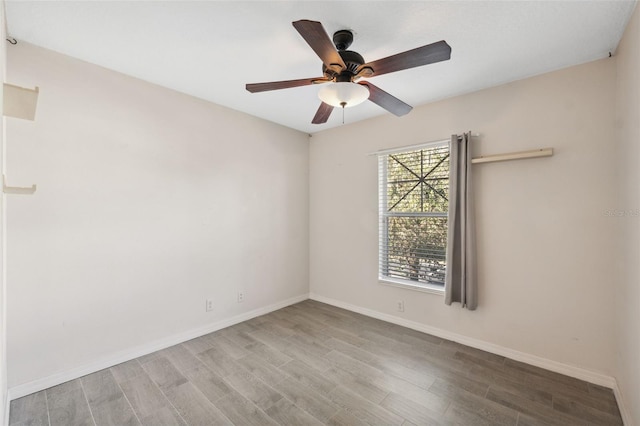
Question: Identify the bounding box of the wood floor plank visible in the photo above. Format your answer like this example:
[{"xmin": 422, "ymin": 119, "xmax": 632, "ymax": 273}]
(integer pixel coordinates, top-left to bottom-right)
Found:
[
  {"xmin": 89, "ymin": 396, "xmax": 140, "ymax": 426},
  {"xmin": 279, "ymin": 359, "xmax": 337, "ymax": 394},
  {"xmin": 445, "ymin": 402, "xmax": 516, "ymax": 426},
  {"xmin": 371, "ymin": 369, "xmax": 450, "ymax": 413},
  {"xmin": 429, "ymin": 373, "xmax": 489, "ymax": 399},
  {"xmin": 118, "ymin": 372, "xmax": 174, "ymax": 420},
  {"xmin": 138, "ymin": 407, "xmax": 185, "ymax": 426},
  {"xmin": 196, "ymin": 346, "xmax": 244, "ymax": 378},
  {"xmin": 319, "ymin": 324, "xmax": 369, "ymax": 347},
  {"xmin": 216, "ymin": 327, "xmax": 260, "ymax": 348},
  {"xmin": 264, "ymin": 397, "xmax": 325, "ymax": 426},
  {"xmin": 326, "ymin": 385, "xmax": 404, "ymax": 426},
  {"xmin": 161, "ymin": 344, "xmax": 204, "ymax": 373},
  {"xmin": 135, "ymin": 350, "xmax": 163, "ymax": 366},
  {"xmin": 209, "ymin": 335, "xmax": 252, "ymax": 360},
  {"xmin": 141, "ymin": 357, "xmax": 187, "ymax": 391},
  {"xmin": 81, "ymin": 370, "xmax": 123, "ymax": 405},
  {"xmin": 287, "ymin": 334, "xmax": 332, "ymax": 357},
  {"xmin": 281, "ymin": 341, "xmax": 334, "ymax": 372},
  {"xmin": 552, "ymin": 394, "xmax": 623, "ymax": 425},
  {"xmin": 260, "ymin": 313, "xmax": 301, "ymax": 334},
  {"xmin": 222, "ymin": 369, "xmax": 283, "ymax": 411},
  {"xmin": 453, "ymin": 349, "xmax": 509, "ymax": 370},
  {"xmin": 485, "ymin": 386, "xmax": 580, "ymax": 426},
  {"xmin": 162, "ymin": 382, "xmax": 233, "ymax": 426},
  {"xmin": 323, "ymin": 337, "xmax": 384, "ymax": 368},
  {"xmin": 213, "ymin": 392, "xmax": 279, "ymax": 426},
  {"xmin": 323, "ymin": 366, "xmax": 389, "ymax": 404},
  {"xmin": 9, "ymin": 391, "xmax": 48, "ymax": 426},
  {"xmin": 244, "ymin": 341, "xmax": 293, "ymax": 367},
  {"xmin": 384, "ymin": 331, "xmax": 443, "ymax": 355},
  {"xmin": 287, "ymin": 304, "xmax": 344, "ymax": 327},
  {"xmin": 367, "ymin": 353, "xmax": 440, "ymax": 389},
  {"xmin": 547, "ymin": 381, "xmax": 620, "ymax": 417},
  {"xmin": 273, "ymin": 377, "xmax": 339, "ymax": 423},
  {"xmin": 181, "ymin": 364, "xmax": 232, "ymax": 403},
  {"xmin": 587, "ymin": 382, "xmax": 618, "ymax": 403},
  {"xmin": 441, "ymin": 387, "xmax": 519, "ymax": 426},
  {"xmin": 485, "ymin": 378, "xmax": 553, "ymax": 408},
  {"xmin": 380, "ymin": 391, "xmax": 448, "ymax": 425},
  {"xmin": 46, "ymin": 387, "xmax": 94, "ymax": 426},
  {"xmin": 247, "ymin": 329, "xmax": 290, "ymax": 353},
  {"xmin": 505, "ymin": 358, "xmax": 589, "ymax": 392},
  {"xmin": 440, "ymin": 339, "xmax": 506, "ymax": 366},
  {"xmin": 286, "ymin": 325, "xmax": 332, "ymax": 347},
  {"xmin": 110, "ymin": 360, "xmax": 146, "ymax": 384},
  {"xmin": 324, "ymin": 345, "xmax": 407, "ymax": 382},
  {"xmin": 182, "ymin": 335, "xmax": 215, "ymax": 355},
  {"xmin": 256, "ymin": 320, "xmax": 296, "ymax": 339},
  {"xmin": 45, "ymin": 379, "xmax": 83, "ymax": 399},
  {"xmin": 395, "ymin": 325, "xmax": 444, "ymax": 346},
  {"xmin": 236, "ymin": 353, "xmax": 291, "ymax": 386},
  {"xmin": 278, "ymin": 311, "xmax": 329, "ymax": 334},
  {"xmin": 327, "ymin": 409, "xmax": 370, "ymax": 426},
  {"xmin": 81, "ymin": 369, "xmax": 140, "ymax": 426}
]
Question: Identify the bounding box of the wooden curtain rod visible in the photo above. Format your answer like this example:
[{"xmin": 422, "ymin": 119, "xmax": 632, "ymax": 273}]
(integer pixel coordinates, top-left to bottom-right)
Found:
[{"xmin": 471, "ymin": 148, "xmax": 553, "ymax": 164}]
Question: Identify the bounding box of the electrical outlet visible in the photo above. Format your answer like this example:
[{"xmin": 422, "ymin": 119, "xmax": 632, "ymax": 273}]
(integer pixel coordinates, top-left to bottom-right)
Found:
[
  {"xmin": 397, "ymin": 300, "xmax": 405, "ymax": 312},
  {"xmin": 206, "ymin": 299, "xmax": 214, "ymax": 312},
  {"xmin": 237, "ymin": 292, "xmax": 245, "ymax": 303}
]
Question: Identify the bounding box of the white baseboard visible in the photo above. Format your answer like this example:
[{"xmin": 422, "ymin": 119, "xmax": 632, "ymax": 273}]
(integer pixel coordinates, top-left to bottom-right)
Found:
[
  {"xmin": 308, "ymin": 293, "xmax": 617, "ymax": 389},
  {"xmin": 613, "ymin": 383, "xmax": 633, "ymax": 426},
  {"xmin": 8, "ymin": 293, "xmax": 309, "ymax": 401}
]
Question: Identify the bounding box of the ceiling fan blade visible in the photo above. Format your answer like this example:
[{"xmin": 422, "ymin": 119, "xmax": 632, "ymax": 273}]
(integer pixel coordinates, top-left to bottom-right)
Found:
[
  {"xmin": 312, "ymin": 102, "xmax": 334, "ymax": 124},
  {"xmin": 359, "ymin": 82, "xmax": 412, "ymax": 116},
  {"xmin": 293, "ymin": 20, "xmax": 346, "ymax": 74},
  {"xmin": 358, "ymin": 40, "xmax": 451, "ymax": 77},
  {"xmin": 246, "ymin": 77, "xmax": 329, "ymax": 93}
]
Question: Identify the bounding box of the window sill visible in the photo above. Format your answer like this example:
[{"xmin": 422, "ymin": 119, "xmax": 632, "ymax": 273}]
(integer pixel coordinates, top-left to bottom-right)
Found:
[{"xmin": 378, "ymin": 277, "xmax": 445, "ymax": 295}]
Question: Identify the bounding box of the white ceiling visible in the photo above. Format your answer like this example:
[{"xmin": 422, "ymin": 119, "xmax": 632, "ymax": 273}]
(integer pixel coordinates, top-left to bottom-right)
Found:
[{"xmin": 5, "ymin": 1, "xmax": 637, "ymax": 134}]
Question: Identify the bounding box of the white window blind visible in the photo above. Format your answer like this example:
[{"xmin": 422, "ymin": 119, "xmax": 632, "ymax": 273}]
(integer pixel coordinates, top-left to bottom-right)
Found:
[{"xmin": 378, "ymin": 142, "xmax": 450, "ymax": 288}]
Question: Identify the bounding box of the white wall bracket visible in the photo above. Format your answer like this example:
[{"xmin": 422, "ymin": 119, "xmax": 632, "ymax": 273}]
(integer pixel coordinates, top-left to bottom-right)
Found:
[
  {"xmin": 3, "ymin": 175, "xmax": 36, "ymax": 195},
  {"xmin": 3, "ymin": 83, "xmax": 39, "ymax": 121}
]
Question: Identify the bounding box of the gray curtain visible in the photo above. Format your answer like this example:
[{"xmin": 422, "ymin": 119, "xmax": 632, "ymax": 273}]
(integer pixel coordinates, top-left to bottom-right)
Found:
[{"xmin": 445, "ymin": 132, "xmax": 477, "ymax": 310}]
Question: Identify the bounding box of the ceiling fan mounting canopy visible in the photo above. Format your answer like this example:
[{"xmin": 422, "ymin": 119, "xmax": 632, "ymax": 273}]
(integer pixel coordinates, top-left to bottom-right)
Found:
[
  {"xmin": 245, "ymin": 19, "xmax": 452, "ymax": 124},
  {"xmin": 333, "ymin": 29, "xmax": 354, "ymax": 51}
]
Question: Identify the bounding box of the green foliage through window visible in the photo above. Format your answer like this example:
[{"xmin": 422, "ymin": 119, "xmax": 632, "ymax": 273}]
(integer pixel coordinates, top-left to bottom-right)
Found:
[{"xmin": 379, "ymin": 144, "xmax": 449, "ymax": 286}]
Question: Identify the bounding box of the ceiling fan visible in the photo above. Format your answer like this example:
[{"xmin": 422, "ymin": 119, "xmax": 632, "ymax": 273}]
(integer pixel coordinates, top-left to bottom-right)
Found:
[{"xmin": 246, "ymin": 20, "xmax": 452, "ymax": 124}]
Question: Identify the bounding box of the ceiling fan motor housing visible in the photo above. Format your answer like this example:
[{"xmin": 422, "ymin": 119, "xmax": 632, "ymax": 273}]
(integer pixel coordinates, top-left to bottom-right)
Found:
[
  {"xmin": 321, "ymin": 30, "xmax": 366, "ymax": 80},
  {"xmin": 323, "ymin": 50, "xmax": 365, "ymax": 79}
]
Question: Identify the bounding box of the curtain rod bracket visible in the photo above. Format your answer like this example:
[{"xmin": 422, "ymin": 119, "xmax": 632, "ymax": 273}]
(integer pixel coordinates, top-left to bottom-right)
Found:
[{"xmin": 3, "ymin": 175, "xmax": 36, "ymax": 195}]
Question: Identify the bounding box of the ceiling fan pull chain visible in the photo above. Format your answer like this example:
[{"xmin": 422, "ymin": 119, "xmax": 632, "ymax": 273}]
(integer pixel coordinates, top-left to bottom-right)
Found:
[{"xmin": 341, "ymin": 101, "xmax": 346, "ymax": 124}]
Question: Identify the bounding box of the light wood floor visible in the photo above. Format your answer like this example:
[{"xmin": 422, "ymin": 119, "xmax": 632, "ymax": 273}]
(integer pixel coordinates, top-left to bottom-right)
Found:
[{"xmin": 10, "ymin": 300, "xmax": 623, "ymax": 425}]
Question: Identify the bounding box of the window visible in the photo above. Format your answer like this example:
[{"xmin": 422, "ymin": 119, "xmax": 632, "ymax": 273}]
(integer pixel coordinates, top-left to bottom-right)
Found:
[{"xmin": 378, "ymin": 142, "xmax": 450, "ymax": 291}]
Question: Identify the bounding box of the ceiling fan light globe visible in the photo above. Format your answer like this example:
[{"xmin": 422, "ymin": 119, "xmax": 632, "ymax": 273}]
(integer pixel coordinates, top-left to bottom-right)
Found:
[{"xmin": 318, "ymin": 82, "xmax": 369, "ymax": 108}]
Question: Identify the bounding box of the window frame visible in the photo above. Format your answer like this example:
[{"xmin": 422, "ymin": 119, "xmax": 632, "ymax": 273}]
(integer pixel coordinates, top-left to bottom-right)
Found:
[{"xmin": 377, "ymin": 140, "xmax": 449, "ymax": 295}]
